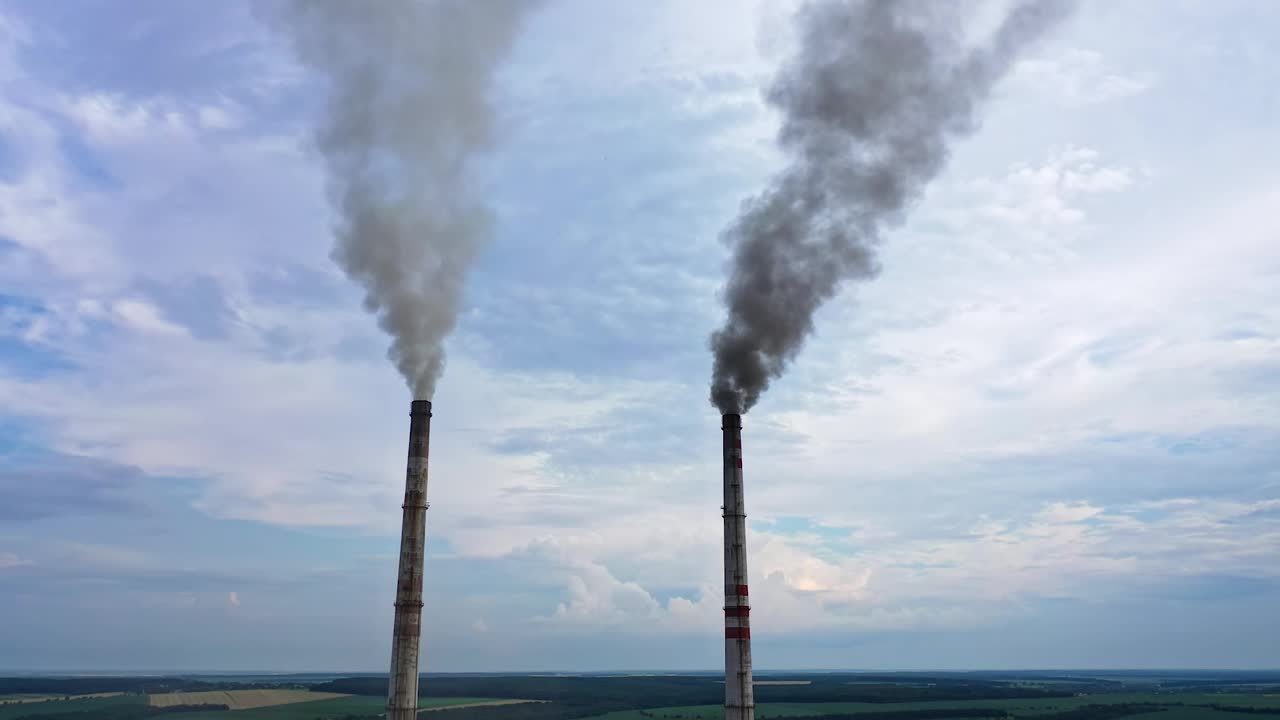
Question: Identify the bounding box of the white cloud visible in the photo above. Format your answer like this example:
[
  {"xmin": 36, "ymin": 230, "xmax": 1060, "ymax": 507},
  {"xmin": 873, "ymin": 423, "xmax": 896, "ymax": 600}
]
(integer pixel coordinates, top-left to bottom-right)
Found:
[
  {"xmin": 1014, "ymin": 48, "xmax": 1153, "ymax": 106},
  {"xmin": 552, "ymin": 569, "xmax": 660, "ymax": 625},
  {"xmin": 0, "ymin": 551, "xmax": 31, "ymax": 570},
  {"xmin": 769, "ymin": 153, "xmax": 1280, "ymax": 493},
  {"xmin": 753, "ymin": 533, "xmax": 871, "ymax": 600},
  {"xmin": 1037, "ymin": 501, "xmax": 1104, "ymax": 524},
  {"xmin": 481, "ymin": 484, "xmax": 1280, "ymax": 636},
  {"xmin": 111, "ymin": 299, "xmax": 187, "ymax": 336},
  {"xmin": 958, "ymin": 146, "xmax": 1136, "ymax": 243},
  {"xmin": 55, "ymin": 542, "xmax": 152, "ymax": 572},
  {"xmin": 227, "ymin": 591, "xmax": 240, "ymax": 607}
]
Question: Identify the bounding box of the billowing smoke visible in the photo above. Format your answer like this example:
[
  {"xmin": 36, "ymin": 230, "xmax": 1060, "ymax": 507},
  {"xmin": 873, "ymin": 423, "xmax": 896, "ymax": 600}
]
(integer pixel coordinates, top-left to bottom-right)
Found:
[
  {"xmin": 276, "ymin": 1, "xmax": 530, "ymax": 399},
  {"xmin": 710, "ymin": 0, "xmax": 1072, "ymax": 414}
]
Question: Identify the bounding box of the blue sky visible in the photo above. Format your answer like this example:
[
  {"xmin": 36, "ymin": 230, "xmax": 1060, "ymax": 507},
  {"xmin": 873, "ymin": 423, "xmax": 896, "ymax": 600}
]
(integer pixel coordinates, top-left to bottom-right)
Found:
[{"xmin": 1, "ymin": 0, "xmax": 1279, "ymax": 672}]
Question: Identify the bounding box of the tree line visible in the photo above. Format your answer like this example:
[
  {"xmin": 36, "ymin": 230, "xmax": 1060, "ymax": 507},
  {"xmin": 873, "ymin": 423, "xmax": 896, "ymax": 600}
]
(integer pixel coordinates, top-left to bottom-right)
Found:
[
  {"xmin": 12, "ymin": 704, "xmax": 229, "ymax": 720},
  {"xmin": 315, "ymin": 674, "xmax": 1068, "ymax": 707}
]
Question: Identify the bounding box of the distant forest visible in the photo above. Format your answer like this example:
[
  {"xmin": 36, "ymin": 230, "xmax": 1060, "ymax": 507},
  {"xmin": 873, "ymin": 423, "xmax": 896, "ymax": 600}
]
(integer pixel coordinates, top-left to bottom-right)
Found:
[
  {"xmin": 5, "ymin": 671, "xmax": 1280, "ymax": 720},
  {"xmin": 6, "ymin": 706, "xmax": 228, "ymax": 720},
  {"xmin": 310, "ymin": 674, "xmax": 1070, "ymax": 720},
  {"xmin": 0, "ymin": 678, "xmax": 301, "ymax": 696}
]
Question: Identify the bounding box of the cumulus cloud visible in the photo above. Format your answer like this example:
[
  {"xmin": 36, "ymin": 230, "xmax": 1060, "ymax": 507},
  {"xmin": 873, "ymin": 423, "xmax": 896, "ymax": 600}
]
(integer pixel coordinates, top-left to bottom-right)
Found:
[
  {"xmin": 552, "ymin": 569, "xmax": 660, "ymax": 625},
  {"xmin": 483, "ymin": 484, "xmax": 1280, "ymax": 638},
  {"xmin": 952, "ymin": 146, "xmax": 1137, "ymax": 246}
]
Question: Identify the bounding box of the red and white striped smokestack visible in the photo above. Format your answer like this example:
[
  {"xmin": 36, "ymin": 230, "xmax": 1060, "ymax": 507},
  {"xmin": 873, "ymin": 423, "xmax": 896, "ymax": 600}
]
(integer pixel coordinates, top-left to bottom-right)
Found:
[
  {"xmin": 387, "ymin": 400, "xmax": 431, "ymax": 720},
  {"xmin": 722, "ymin": 413, "xmax": 754, "ymax": 720}
]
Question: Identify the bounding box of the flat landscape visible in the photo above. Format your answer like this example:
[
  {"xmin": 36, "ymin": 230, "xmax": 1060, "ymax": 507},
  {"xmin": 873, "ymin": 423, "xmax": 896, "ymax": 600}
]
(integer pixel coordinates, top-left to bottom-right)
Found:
[
  {"xmin": 589, "ymin": 692, "xmax": 1280, "ymax": 719},
  {"xmin": 0, "ymin": 694, "xmax": 145, "ymax": 720},
  {"xmin": 148, "ymin": 690, "xmax": 349, "ymax": 710},
  {"xmin": 154, "ymin": 695, "xmax": 507, "ymax": 720},
  {"xmin": 0, "ymin": 688, "xmax": 512, "ymax": 720},
  {"xmin": 0, "ymin": 694, "xmax": 122, "ymax": 706},
  {"xmin": 3, "ymin": 672, "xmax": 1280, "ymax": 720}
]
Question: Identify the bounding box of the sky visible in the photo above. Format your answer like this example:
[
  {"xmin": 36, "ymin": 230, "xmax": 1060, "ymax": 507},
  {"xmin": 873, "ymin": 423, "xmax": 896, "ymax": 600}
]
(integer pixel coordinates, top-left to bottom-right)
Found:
[{"xmin": 0, "ymin": 0, "xmax": 1278, "ymax": 673}]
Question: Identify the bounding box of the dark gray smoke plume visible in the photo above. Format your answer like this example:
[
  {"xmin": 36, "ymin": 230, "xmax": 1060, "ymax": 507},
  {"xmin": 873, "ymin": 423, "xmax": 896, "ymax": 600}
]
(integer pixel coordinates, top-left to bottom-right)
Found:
[
  {"xmin": 277, "ymin": 1, "xmax": 530, "ymax": 399},
  {"xmin": 710, "ymin": 0, "xmax": 1072, "ymax": 414}
]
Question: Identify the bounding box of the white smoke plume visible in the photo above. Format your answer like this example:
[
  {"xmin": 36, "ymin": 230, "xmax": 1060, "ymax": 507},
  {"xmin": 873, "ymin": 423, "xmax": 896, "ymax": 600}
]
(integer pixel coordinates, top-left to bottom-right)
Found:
[
  {"xmin": 276, "ymin": 1, "xmax": 531, "ymax": 399},
  {"xmin": 710, "ymin": 0, "xmax": 1074, "ymax": 414}
]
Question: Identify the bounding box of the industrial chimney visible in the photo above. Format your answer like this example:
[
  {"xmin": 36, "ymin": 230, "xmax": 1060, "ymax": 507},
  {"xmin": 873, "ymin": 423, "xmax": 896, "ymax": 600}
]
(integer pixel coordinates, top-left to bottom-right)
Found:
[
  {"xmin": 722, "ymin": 413, "xmax": 754, "ymax": 720},
  {"xmin": 387, "ymin": 400, "xmax": 432, "ymax": 720}
]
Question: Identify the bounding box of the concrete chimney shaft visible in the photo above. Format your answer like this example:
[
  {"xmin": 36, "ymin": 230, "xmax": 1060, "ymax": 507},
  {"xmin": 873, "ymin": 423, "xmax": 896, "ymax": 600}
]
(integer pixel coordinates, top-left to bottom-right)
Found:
[
  {"xmin": 387, "ymin": 400, "xmax": 431, "ymax": 720},
  {"xmin": 722, "ymin": 413, "xmax": 754, "ymax": 720}
]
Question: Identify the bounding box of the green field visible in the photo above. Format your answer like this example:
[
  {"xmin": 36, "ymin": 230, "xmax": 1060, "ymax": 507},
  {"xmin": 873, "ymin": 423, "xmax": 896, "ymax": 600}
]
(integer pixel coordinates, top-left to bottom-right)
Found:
[
  {"xmin": 0, "ymin": 693, "xmax": 507, "ymax": 720},
  {"xmin": 1129, "ymin": 710, "xmax": 1280, "ymax": 720},
  {"xmin": 0, "ymin": 693, "xmax": 145, "ymax": 719},
  {"xmin": 160, "ymin": 695, "xmax": 509, "ymax": 720},
  {"xmin": 586, "ymin": 692, "xmax": 1280, "ymax": 720},
  {"xmin": 5, "ymin": 674, "xmax": 1280, "ymax": 720}
]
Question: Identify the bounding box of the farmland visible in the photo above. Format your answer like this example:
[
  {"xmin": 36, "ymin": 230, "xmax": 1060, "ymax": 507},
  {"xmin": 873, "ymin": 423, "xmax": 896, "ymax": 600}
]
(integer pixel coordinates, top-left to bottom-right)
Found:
[
  {"xmin": 422, "ymin": 700, "xmax": 545, "ymax": 712},
  {"xmin": 0, "ymin": 689, "xmax": 509, "ymax": 720},
  {"xmin": 585, "ymin": 692, "xmax": 1280, "ymax": 720},
  {"xmin": 0, "ymin": 693, "xmax": 145, "ymax": 720},
  {"xmin": 155, "ymin": 695, "xmax": 509, "ymax": 720},
  {"xmin": 0, "ymin": 693, "xmax": 123, "ymax": 705},
  {"xmin": 2, "ymin": 672, "xmax": 1279, "ymax": 720},
  {"xmin": 148, "ymin": 689, "xmax": 349, "ymax": 710}
]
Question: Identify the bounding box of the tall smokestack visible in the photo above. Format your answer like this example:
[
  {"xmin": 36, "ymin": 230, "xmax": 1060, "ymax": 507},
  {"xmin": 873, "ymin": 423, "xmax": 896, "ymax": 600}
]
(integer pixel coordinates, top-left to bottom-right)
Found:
[
  {"xmin": 722, "ymin": 413, "xmax": 753, "ymax": 720},
  {"xmin": 388, "ymin": 400, "xmax": 432, "ymax": 720}
]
